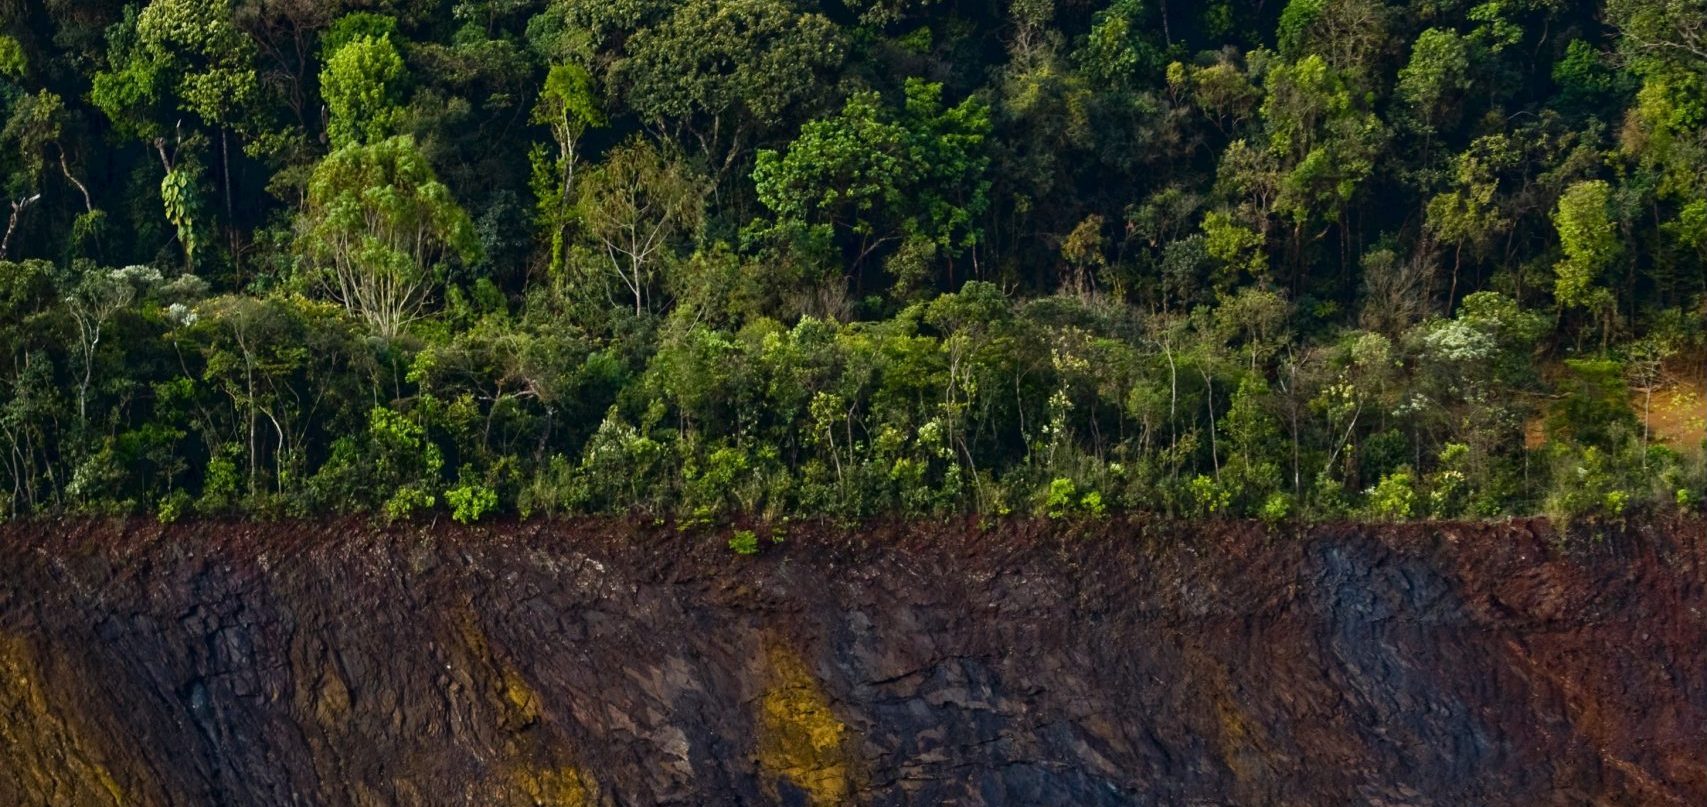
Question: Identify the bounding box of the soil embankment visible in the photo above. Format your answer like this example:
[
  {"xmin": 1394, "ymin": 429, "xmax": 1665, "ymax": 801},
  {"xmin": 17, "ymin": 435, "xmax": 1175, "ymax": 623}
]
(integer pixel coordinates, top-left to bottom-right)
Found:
[{"xmin": 0, "ymin": 517, "xmax": 1701, "ymax": 805}]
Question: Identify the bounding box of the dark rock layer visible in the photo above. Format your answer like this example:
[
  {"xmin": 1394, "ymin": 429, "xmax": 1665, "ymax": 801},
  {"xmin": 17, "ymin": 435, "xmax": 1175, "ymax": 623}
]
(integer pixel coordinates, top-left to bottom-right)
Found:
[{"xmin": 0, "ymin": 518, "xmax": 1701, "ymax": 806}]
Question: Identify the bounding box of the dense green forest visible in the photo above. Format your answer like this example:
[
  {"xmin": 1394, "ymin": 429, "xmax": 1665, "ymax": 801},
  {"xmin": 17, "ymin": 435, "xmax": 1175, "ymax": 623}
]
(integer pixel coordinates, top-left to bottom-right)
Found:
[{"xmin": 0, "ymin": 0, "xmax": 1702, "ymax": 524}]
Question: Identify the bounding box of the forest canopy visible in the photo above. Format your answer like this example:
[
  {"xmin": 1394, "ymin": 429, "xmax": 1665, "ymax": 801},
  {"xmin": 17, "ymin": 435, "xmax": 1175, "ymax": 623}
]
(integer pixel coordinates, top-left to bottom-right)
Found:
[{"xmin": 0, "ymin": 0, "xmax": 1702, "ymax": 524}]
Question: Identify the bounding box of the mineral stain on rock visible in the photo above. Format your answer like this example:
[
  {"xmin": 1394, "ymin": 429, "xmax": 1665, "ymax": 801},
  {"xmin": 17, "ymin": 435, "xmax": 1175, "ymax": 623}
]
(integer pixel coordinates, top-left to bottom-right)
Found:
[
  {"xmin": 755, "ymin": 641, "xmax": 856, "ymax": 805},
  {"xmin": 0, "ymin": 517, "xmax": 1701, "ymax": 805},
  {"xmin": 0, "ymin": 633, "xmax": 126, "ymax": 806}
]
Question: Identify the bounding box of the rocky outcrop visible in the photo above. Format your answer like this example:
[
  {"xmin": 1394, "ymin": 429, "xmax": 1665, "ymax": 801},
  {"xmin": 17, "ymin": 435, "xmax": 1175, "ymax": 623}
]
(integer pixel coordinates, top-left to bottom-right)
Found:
[{"xmin": 0, "ymin": 517, "xmax": 1701, "ymax": 805}]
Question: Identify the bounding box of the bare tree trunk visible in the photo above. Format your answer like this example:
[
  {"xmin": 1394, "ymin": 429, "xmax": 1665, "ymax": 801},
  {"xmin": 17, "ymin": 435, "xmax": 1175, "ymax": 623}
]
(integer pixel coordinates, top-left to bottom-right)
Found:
[
  {"xmin": 223, "ymin": 128, "xmax": 240, "ymax": 276},
  {"xmin": 0, "ymin": 195, "xmax": 39, "ymax": 260},
  {"xmin": 1203, "ymin": 371, "xmax": 1220, "ymax": 481},
  {"xmin": 1448, "ymin": 242, "xmax": 1462, "ymax": 315},
  {"xmin": 223, "ymin": 129, "xmax": 234, "ymax": 222},
  {"xmin": 58, "ymin": 149, "xmax": 94, "ymax": 213}
]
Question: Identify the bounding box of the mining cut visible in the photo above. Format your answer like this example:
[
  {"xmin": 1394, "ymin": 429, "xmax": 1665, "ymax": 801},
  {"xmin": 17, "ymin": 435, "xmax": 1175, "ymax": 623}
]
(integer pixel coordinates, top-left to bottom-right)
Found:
[{"xmin": 0, "ymin": 517, "xmax": 1701, "ymax": 805}]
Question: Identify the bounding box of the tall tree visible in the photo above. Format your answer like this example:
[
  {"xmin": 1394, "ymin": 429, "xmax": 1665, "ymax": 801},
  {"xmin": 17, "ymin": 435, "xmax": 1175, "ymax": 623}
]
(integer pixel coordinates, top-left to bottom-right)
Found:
[
  {"xmin": 753, "ymin": 79, "xmax": 991, "ymax": 291},
  {"xmin": 1552, "ymin": 179, "xmax": 1619, "ymax": 348},
  {"xmin": 297, "ymin": 136, "xmax": 478, "ymax": 339},
  {"xmin": 321, "ymin": 34, "xmax": 408, "ymax": 148},
  {"xmin": 576, "ymin": 137, "xmax": 706, "ymax": 315}
]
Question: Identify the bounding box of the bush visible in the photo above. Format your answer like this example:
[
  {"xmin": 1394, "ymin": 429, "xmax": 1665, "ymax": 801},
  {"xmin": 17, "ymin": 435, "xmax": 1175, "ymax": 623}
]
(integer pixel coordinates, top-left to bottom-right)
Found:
[
  {"xmin": 196, "ymin": 445, "xmax": 242, "ymax": 514},
  {"xmin": 1186, "ymin": 474, "xmax": 1231, "ymax": 517},
  {"xmin": 309, "ymin": 407, "xmax": 444, "ymax": 518},
  {"xmin": 1042, "ymin": 477, "xmax": 1106, "ymax": 517},
  {"xmin": 1543, "ymin": 441, "xmax": 1646, "ymax": 523},
  {"xmin": 728, "ymin": 529, "xmax": 760, "ymax": 556},
  {"xmin": 516, "ymin": 454, "xmax": 578, "ymax": 518},
  {"xmin": 1259, "ymin": 492, "xmax": 1292, "ymax": 525},
  {"xmin": 683, "ymin": 444, "xmax": 760, "ymax": 524},
  {"xmin": 1079, "ymin": 489, "xmax": 1106, "ymax": 517},
  {"xmin": 156, "ymin": 489, "xmax": 192, "ymax": 524},
  {"xmin": 1365, "ymin": 469, "xmax": 1416, "ymax": 521},
  {"xmin": 384, "ymin": 485, "xmax": 436, "ymax": 522},
  {"xmin": 1425, "ymin": 443, "xmax": 1471, "ymax": 518},
  {"xmin": 1547, "ymin": 359, "xmax": 1636, "ymax": 448},
  {"xmin": 1044, "ymin": 477, "xmax": 1077, "ymax": 518},
  {"xmin": 447, "ymin": 482, "xmax": 498, "ymax": 524}
]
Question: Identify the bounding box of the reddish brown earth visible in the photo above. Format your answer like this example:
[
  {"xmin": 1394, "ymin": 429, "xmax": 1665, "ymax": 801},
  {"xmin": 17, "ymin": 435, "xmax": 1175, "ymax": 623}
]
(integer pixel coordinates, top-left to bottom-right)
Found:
[{"xmin": 0, "ymin": 517, "xmax": 1702, "ymax": 806}]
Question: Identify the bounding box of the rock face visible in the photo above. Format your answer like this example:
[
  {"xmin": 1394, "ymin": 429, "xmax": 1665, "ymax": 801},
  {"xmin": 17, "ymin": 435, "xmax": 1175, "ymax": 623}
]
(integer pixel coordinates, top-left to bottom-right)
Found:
[{"xmin": 0, "ymin": 518, "xmax": 1701, "ymax": 806}]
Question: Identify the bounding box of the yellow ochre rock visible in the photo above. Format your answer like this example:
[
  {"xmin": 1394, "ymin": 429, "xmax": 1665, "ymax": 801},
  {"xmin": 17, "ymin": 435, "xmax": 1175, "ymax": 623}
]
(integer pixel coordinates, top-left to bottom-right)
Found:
[
  {"xmin": 755, "ymin": 642, "xmax": 858, "ymax": 805},
  {"xmin": 0, "ymin": 633, "xmax": 126, "ymax": 806}
]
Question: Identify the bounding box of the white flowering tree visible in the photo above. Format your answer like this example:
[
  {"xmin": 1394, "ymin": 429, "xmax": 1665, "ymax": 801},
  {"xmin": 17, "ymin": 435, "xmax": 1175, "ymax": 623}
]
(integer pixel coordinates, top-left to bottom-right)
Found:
[{"xmin": 64, "ymin": 265, "xmax": 160, "ymax": 426}]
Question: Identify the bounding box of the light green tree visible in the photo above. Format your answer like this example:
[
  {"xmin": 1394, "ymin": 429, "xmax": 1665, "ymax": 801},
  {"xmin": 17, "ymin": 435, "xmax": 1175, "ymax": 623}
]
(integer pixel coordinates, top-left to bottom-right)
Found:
[
  {"xmin": 91, "ymin": 0, "xmax": 258, "ymax": 138},
  {"xmin": 1552, "ymin": 179, "xmax": 1619, "ymax": 347},
  {"xmin": 1073, "ymin": 0, "xmax": 1162, "ymax": 89},
  {"xmin": 321, "ymin": 35, "xmax": 408, "ymax": 148},
  {"xmin": 530, "ymin": 63, "xmax": 605, "ymax": 279},
  {"xmin": 90, "ymin": 0, "xmax": 260, "ymax": 269},
  {"xmin": 1396, "ymin": 28, "xmax": 1473, "ymax": 136},
  {"xmin": 1261, "ymin": 54, "xmax": 1385, "ymax": 235},
  {"xmin": 298, "ymin": 136, "xmax": 478, "ymax": 338},
  {"xmin": 1425, "ymin": 134, "xmax": 1516, "ymax": 306}
]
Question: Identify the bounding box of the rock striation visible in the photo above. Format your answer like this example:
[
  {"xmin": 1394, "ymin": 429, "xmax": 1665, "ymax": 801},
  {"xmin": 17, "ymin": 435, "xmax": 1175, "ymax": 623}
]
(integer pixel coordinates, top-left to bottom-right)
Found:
[{"xmin": 0, "ymin": 517, "xmax": 1700, "ymax": 805}]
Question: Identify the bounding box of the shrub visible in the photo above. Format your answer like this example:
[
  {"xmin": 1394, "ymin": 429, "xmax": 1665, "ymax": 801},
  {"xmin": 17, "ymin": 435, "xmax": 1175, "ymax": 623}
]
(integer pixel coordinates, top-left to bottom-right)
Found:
[
  {"xmin": 1045, "ymin": 477, "xmax": 1077, "ymax": 518},
  {"xmin": 383, "ymin": 485, "xmax": 436, "ymax": 521},
  {"xmin": 728, "ymin": 529, "xmax": 760, "ymax": 556},
  {"xmin": 683, "ymin": 444, "xmax": 760, "ymax": 524},
  {"xmin": 197, "ymin": 445, "xmax": 242, "ymax": 513},
  {"xmin": 1079, "ymin": 490, "xmax": 1106, "ymax": 517},
  {"xmin": 309, "ymin": 407, "xmax": 444, "ymax": 519},
  {"xmin": 1259, "ymin": 492, "xmax": 1292, "ymax": 525},
  {"xmin": 1186, "ymin": 474, "xmax": 1230, "ymax": 517},
  {"xmin": 1366, "ymin": 469, "xmax": 1416, "ymax": 521},
  {"xmin": 447, "ymin": 483, "xmax": 498, "ymax": 524},
  {"xmin": 1425, "ymin": 443, "xmax": 1471, "ymax": 518},
  {"xmin": 156, "ymin": 489, "xmax": 192, "ymax": 524},
  {"xmin": 1543, "ymin": 441, "xmax": 1645, "ymax": 523}
]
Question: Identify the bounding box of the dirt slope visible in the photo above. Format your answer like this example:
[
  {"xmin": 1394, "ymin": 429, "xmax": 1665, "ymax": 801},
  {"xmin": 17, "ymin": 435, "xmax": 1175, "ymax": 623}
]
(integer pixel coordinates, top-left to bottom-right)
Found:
[{"xmin": 0, "ymin": 517, "xmax": 1701, "ymax": 806}]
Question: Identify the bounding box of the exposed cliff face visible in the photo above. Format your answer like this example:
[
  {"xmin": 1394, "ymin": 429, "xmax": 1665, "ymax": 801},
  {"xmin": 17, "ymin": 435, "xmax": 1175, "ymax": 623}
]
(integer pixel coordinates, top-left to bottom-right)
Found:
[{"xmin": 0, "ymin": 518, "xmax": 1701, "ymax": 806}]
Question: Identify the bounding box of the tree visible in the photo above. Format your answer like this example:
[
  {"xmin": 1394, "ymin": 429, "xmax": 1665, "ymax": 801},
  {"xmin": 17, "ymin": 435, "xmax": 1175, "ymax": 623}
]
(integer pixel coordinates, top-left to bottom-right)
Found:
[
  {"xmin": 1396, "ymin": 28, "xmax": 1474, "ymax": 137},
  {"xmin": 753, "ymin": 80, "xmax": 991, "ymax": 288},
  {"xmin": 1623, "ymin": 331, "xmax": 1680, "ymax": 450},
  {"xmin": 1260, "ymin": 53, "xmax": 1386, "ymax": 242},
  {"xmin": 0, "ymin": 89, "xmax": 43, "ymax": 259},
  {"xmin": 1073, "ymin": 0, "xmax": 1162, "ymax": 90},
  {"xmin": 1609, "ymin": 0, "xmax": 1707, "ymax": 303},
  {"xmin": 298, "ymin": 136, "xmax": 478, "ymax": 339},
  {"xmin": 1220, "ymin": 376, "xmax": 1285, "ymax": 512},
  {"xmin": 604, "ymin": 0, "xmax": 843, "ymax": 182},
  {"xmin": 1552, "ymin": 179, "xmax": 1619, "ymax": 346},
  {"xmin": 0, "ymin": 259, "xmax": 60, "ymax": 515},
  {"xmin": 1607, "ymin": 0, "xmax": 1707, "ymax": 73},
  {"xmin": 530, "ymin": 62, "xmax": 605, "ymax": 279},
  {"xmin": 133, "ymin": 0, "xmax": 258, "ymax": 129},
  {"xmin": 1425, "ymin": 135, "xmax": 1517, "ymax": 308},
  {"xmin": 321, "ymin": 34, "xmax": 408, "ymax": 148},
  {"xmin": 576, "ymin": 137, "xmax": 706, "ymax": 314},
  {"xmin": 64, "ymin": 265, "xmax": 159, "ymax": 427},
  {"xmin": 91, "ymin": 0, "xmax": 260, "ymax": 265},
  {"xmin": 1276, "ymin": 0, "xmax": 1391, "ymax": 78}
]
